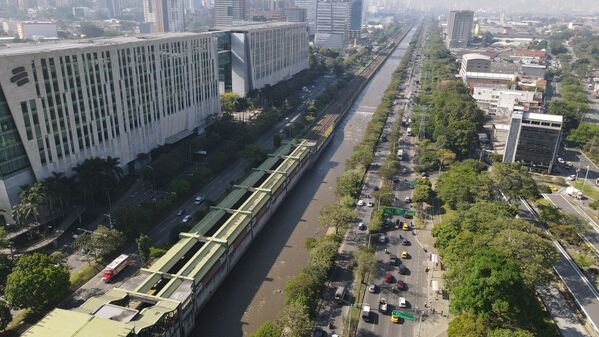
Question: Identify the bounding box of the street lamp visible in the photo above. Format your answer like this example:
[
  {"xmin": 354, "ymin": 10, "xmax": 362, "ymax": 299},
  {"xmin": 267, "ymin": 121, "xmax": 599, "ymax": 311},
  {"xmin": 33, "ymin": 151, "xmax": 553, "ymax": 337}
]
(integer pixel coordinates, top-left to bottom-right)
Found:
[{"xmin": 582, "ymin": 165, "xmax": 590, "ymax": 189}]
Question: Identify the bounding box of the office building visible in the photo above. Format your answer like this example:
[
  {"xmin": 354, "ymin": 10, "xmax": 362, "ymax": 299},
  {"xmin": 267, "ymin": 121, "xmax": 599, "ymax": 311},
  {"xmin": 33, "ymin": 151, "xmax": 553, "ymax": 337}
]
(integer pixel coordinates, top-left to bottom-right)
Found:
[
  {"xmin": 314, "ymin": 0, "xmax": 350, "ymax": 49},
  {"xmin": 16, "ymin": 21, "xmax": 57, "ymax": 40},
  {"xmin": 143, "ymin": 0, "xmax": 185, "ymax": 32},
  {"xmin": 446, "ymin": 10, "xmax": 474, "ymax": 49},
  {"xmin": 472, "ymin": 87, "xmax": 541, "ymax": 116},
  {"xmin": 295, "ymin": 0, "xmax": 317, "ymax": 31},
  {"xmin": 284, "ymin": 7, "xmax": 307, "ymax": 22},
  {"xmin": 0, "ymin": 33, "xmax": 220, "ymax": 223},
  {"xmin": 214, "ymin": 0, "xmax": 246, "ymax": 26},
  {"xmin": 216, "ymin": 22, "xmax": 309, "ymax": 95},
  {"xmin": 348, "ymin": 0, "xmax": 362, "ymax": 40},
  {"xmin": 104, "ymin": 0, "xmax": 121, "ymax": 17},
  {"xmin": 503, "ymin": 112, "xmax": 562, "ymax": 173}
]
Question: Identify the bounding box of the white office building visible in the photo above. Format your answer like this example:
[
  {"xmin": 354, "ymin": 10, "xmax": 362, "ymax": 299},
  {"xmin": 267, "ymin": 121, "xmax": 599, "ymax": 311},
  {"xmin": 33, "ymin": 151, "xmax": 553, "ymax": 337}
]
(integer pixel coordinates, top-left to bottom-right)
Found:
[
  {"xmin": 314, "ymin": 0, "xmax": 350, "ymax": 49},
  {"xmin": 0, "ymin": 33, "xmax": 220, "ymax": 223},
  {"xmin": 227, "ymin": 22, "xmax": 309, "ymax": 95}
]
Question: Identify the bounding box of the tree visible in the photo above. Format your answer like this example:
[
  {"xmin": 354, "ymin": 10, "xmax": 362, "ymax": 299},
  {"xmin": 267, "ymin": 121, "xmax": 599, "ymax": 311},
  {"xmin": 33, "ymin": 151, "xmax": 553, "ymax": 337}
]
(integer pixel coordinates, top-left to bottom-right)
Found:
[
  {"xmin": 0, "ymin": 302, "xmax": 11, "ymax": 331},
  {"xmin": 353, "ymin": 247, "xmax": 377, "ymax": 283},
  {"xmin": 136, "ymin": 234, "xmax": 151, "ymax": 265},
  {"xmin": 436, "ymin": 160, "xmax": 491, "ymax": 210},
  {"xmin": 220, "ymin": 92, "xmax": 240, "ymax": 115},
  {"xmin": 278, "ymin": 301, "xmax": 312, "ymax": 337},
  {"xmin": 450, "ymin": 249, "xmax": 536, "ymax": 326},
  {"xmin": 74, "ymin": 226, "xmax": 124, "ymax": 261},
  {"xmin": 488, "ymin": 328, "xmax": 535, "ymax": 337},
  {"xmin": 318, "ymin": 203, "xmax": 355, "ymax": 234},
  {"xmin": 80, "ymin": 21, "xmax": 104, "ymax": 37},
  {"xmin": 372, "ymin": 185, "xmax": 394, "ymax": 207},
  {"xmin": 241, "ymin": 144, "xmax": 267, "ymax": 165},
  {"xmin": 273, "ymin": 134, "xmax": 282, "ymax": 148},
  {"xmin": 490, "ymin": 226, "xmax": 558, "ymax": 286},
  {"xmin": 169, "ymin": 178, "xmax": 191, "ymax": 197},
  {"xmin": 490, "ymin": 163, "xmax": 539, "ymax": 201},
  {"xmin": 336, "ymin": 166, "xmax": 365, "ymax": 198},
  {"xmin": 447, "ymin": 312, "xmax": 488, "ymax": 337},
  {"xmin": 0, "ymin": 255, "xmax": 12, "ymax": 289},
  {"xmin": 250, "ymin": 321, "xmax": 282, "ymax": 337},
  {"xmin": 412, "ymin": 181, "xmax": 433, "ymax": 206},
  {"xmin": 4, "ymin": 253, "xmax": 70, "ymax": 311}
]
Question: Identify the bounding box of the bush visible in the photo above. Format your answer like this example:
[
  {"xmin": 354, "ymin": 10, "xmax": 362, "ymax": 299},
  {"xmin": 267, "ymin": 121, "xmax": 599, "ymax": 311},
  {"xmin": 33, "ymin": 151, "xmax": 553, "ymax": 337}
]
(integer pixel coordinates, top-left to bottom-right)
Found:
[
  {"xmin": 573, "ymin": 253, "xmax": 594, "ymax": 268},
  {"xmin": 539, "ymin": 185, "xmax": 552, "ymax": 194},
  {"xmin": 149, "ymin": 247, "xmax": 168, "ymax": 258},
  {"xmin": 590, "ymin": 200, "xmax": 599, "ymax": 210}
]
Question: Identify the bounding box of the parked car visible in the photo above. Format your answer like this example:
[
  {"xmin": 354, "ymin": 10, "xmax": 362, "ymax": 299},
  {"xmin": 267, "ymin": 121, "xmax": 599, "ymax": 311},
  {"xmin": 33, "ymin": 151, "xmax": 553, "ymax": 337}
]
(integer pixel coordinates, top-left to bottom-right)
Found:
[
  {"xmin": 176, "ymin": 209, "xmax": 186, "ymax": 216},
  {"xmin": 401, "ymin": 251, "xmax": 409, "ymax": 259},
  {"xmin": 401, "ymin": 238, "xmax": 409, "ymax": 246},
  {"xmin": 182, "ymin": 215, "xmax": 192, "ymax": 223},
  {"xmin": 384, "ymin": 272, "xmax": 393, "ymax": 283},
  {"xmin": 367, "ymin": 200, "xmax": 375, "ymax": 207},
  {"xmin": 357, "ymin": 199, "xmax": 365, "ymax": 206},
  {"xmin": 404, "ymin": 196, "xmax": 412, "ymax": 203},
  {"xmin": 379, "ymin": 234, "xmax": 386, "ymax": 243},
  {"xmin": 397, "ymin": 279, "xmax": 405, "ymax": 291},
  {"xmin": 357, "ymin": 222, "xmax": 366, "ymax": 230},
  {"xmin": 399, "ymin": 297, "xmax": 407, "ymax": 308},
  {"xmin": 567, "ymin": 175, "xmax": 576, "ymax": 181},
  {"xmin": 368, "ymin": 284, "xmax": 378, "ymax": 293}
]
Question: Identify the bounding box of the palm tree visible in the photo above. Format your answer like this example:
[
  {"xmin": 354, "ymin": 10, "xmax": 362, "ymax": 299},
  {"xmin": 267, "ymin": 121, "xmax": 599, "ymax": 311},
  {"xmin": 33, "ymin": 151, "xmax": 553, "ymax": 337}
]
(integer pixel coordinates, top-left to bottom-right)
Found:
[
  {"xmin": 74, "ymin": 157, "xmax": 124, "ymax": 204},
  {"xmin": 44, "ymin": 172, "xmax": 75, "ymax": 213},
  {"xmin": 18, "ymin": 183, "xmax": 47, "ymax": 225}
]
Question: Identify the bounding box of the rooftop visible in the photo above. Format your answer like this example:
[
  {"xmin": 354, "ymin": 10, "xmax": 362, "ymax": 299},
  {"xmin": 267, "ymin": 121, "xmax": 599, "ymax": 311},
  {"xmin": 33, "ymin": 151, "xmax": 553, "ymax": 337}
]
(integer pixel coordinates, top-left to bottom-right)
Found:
[
  {"xmin": 214, "ymin": 21, "xmax": 307, "ymax": 32},
  {"xmin": 0, "ymin": 32, "xmax": 210, "ymax": 57},
  {"xmin": 462, "ymin": 53, "xmax": 491, "ymax": 61}
]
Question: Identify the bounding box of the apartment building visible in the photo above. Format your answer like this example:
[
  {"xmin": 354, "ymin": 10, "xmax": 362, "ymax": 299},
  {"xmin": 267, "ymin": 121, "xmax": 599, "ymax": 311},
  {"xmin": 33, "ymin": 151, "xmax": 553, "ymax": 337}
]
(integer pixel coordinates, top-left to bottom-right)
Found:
[
  {"xmin": 0, "ymin": 33, "xmax": 220, "ymax": 222},
  {"xmin": 214, "ymin": 0, "xmax": 246, "ymax": 26},
  {"xmin": 143, "ymin": 0, "xmax": 185, "ymax": 32},
  {"xmin": 314, "ymin": 0, "xmax": 350, "ymax": 49},
  {"xmin": 446, "ymin": 10, "xmax": 474, "ymax": 49}
]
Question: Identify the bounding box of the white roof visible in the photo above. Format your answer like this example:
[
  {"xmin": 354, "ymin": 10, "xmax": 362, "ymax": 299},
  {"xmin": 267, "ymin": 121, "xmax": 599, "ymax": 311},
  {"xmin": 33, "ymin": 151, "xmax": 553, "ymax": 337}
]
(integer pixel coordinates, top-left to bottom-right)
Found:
[
  {"xmin": 0, "ymin": 32, "xmax": 209, "ymax": 57},
  {"xmin": 462, "ymin": 53, "xmax": 491, "ymax": 61},
  {"xmin": 522, "ymin": 112, "xmax": 563, "ymax": 123}
]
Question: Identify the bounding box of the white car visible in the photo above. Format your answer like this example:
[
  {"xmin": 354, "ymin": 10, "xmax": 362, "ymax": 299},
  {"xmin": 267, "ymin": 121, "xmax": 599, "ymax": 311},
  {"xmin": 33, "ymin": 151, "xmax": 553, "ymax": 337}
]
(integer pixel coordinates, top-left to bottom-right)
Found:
[
  {"xmin": 404, "ymin": 196, "xmax": 412, "ymax": 203},
  {"xmin": 399, "ymin": 297, "xmax": 407, "ymax": 308},
  {"xmin": 194, "ymin": 195, "xmax": 205, "ymax": 205},
  {"xmin": 357, "ymin": 222, "xmax": 366, "ymax": 230},
  {"xmin": 557, "ymin": 157, "xmax": 565, "ymax": 164},
  {"xmin": 379, "ymin": 234, "xmax": 386, "ymax": 243},
  {"xmin": 182, "ymin": 215, "xmax": 192, "ymax": 223},
  {"xmin": 567, "ymin": 175, "xmax": 576, "ymax": 181},
  {"xmin": 357, "ymin": 199, "xmax": 365, "ymax": 206},
  {"xmin": 367, "ymin": 201, "xmax": 374, "ymax": 207}
]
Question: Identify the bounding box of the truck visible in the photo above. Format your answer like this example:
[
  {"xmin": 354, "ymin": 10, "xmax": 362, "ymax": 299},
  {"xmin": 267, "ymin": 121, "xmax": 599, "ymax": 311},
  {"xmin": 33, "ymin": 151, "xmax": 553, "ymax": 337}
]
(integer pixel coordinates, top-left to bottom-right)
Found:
[
  {"xmin": 102, "ymin": 254, "xmax": 131, "ymax": 282},
  {"xmin": 566, "ymin": 186, "xmax": 583, "ymax": 200},
  {"xmin": 397, "ymin": 149, "xmax": 404, "ymax": 160}
]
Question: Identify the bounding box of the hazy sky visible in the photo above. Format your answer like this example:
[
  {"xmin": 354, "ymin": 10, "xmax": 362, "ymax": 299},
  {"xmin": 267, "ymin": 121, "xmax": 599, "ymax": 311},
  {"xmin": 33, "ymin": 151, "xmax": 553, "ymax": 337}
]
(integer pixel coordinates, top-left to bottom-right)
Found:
[{"xmin": 401, "ymin": 0, "xmax": 599, "ymax": 15}]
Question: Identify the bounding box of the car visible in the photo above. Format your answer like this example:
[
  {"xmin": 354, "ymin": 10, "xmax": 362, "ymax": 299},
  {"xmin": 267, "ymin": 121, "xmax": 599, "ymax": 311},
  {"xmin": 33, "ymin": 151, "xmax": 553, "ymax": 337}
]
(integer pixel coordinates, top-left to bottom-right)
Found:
[
  {"xmin": 391, "ymin": 310, "xmax": 400, "ymax": 323},
  {"xmin": 373, "ymin": 186, "xmax": 379, "ymax": 191},
  {"xmin": 401, "ymin": 239, "xmax": 409, "ymax": 246},
  {"xmin": 368, "ymin": 284, "xmax": 378, "ymax": 293},
  {"xmin": 401, "ymin": 251, "xmax": 409, "ymax": 259},
  {"xmin": 402, "ymin": 168, "xmax": 408, "ymax": 174},
  {"xmin": 567, "ymin": 175, "xmax": 576, "ymax": 181},
  {"xmin": 194, "ymin": 195, "xmax": 205, "ymax": 205},
  {"xmin": 557, "ymin": 157, "xmax": 565, "ymax": 164},
  {"xmin": 389, "ymin": 254, "xmax": 399, "ymax": 266},
  {"xmin": 367, "ymin": 201, "xmax": 374, "ymax": 207},
  {"xmin": 550, "ymin": 186, "xmax": 558, "ymax": 192},
  {"xmin": 357, "ymin": 199, "xmax": 365, "ymax": 206},
  {"xmin": 421, "ymin": 172, "xmax": 428, "ymax": 177},
  {"xmin": 384, "ymin": 272, "xmax": 393, "ymax": 283},
  {"xmin": 379, "ymin": 234, "xmax": 386, "ymax": 243},
  {"xmin": 402, "ymin": 223, "xmax": 410, "ymax": 231},
  {"xmin": 398, "ymin": 264, "xmax": 407, "ymax": 275},
  {"xmin": 182, "ymin": 215, "xmax": 192, "ymax": 223},
  {"xmin": 564, "ymin": 162, "xmax": 573, "ymax": 168},
  {"xmin": 404, "ymin": 196, "xmax": 412, "ymax": 203},
  {"xmin": 357, "ymin": 222, "xmax": 367, "ymax": 230},
  {"xmin": 397, "ymin": 279, "xmax": 405, "ymax": 291},
  {"xmin": 399, "ymin": 297, "xmax": 407, "ymax": 308},
  {"xmin": 176, "ymin": 209, "xmax": 186, "ymax": 216}
]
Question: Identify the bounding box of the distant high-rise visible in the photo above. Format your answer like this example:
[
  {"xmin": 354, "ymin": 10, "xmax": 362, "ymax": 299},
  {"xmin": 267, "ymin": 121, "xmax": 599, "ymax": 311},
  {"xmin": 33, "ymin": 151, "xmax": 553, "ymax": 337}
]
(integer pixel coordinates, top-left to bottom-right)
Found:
[
  {"xmin": 284, "ymin": 7, "xmax": 307, "ymax": 22},
  {"xmin": 143, "ymin": 0, "xmax": 185, "ymax": 32},
  {"xmin": 446, "ymin": 10, "xmax": 473, "ymax": 49},
  {"xmin": 348, "ymin": 0, "xmax": 362, "ymax": 39},
  {"xmin": 214, "ymin": 0, "xmax": 246, "ymax": 26},
  {"xmin": 295, "ymin": 0, "xmax": 316, "ymax": 32},
  {"xmin": 314, "ymin": 0, "xmax": 350, "ymax": 49},
  {"xmin": 105, "ymin": 0, "xmax": 121, "ymax": 17}
]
